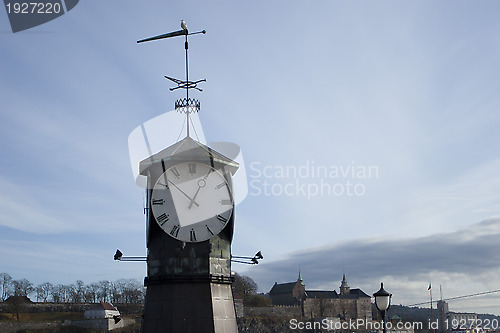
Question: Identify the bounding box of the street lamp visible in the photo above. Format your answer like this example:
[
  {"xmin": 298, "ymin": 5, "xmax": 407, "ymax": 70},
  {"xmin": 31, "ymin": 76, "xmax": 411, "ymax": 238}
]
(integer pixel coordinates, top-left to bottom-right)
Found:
[
  {"xmin": 231, "ymin": 251, "xmax": 264, "ymax": 265},
  {"xmin": 373, "ymin": 282, "xmax": 392, "ymax": 333}
]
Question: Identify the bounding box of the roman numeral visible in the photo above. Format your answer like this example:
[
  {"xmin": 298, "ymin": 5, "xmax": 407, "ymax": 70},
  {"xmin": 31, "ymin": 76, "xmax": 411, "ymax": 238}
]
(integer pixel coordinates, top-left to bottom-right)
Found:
[
  {"xmin": 152, "ymin": 199, "xmax": 164, "ymax": 205},
  {"xmin": 170, "ymin": 225, "xmax": 180, "ymax": 237},
  {"xmin": 157, "ymin": 213, "xmax": 169, "ymax": 226},
  {"xmin": 190, "ymin": 230, "xmax": 197, "ymax": 242},
  {"xmin": 157, "ymin": 182, "xmax": 169, "ymax": 189},
  {"xmin": 220, "ymin": 199, "xmax": 231, "ymax": 205},
  {"xmin": 188, "ymin": 163, "xmax": 196, "ymax": 174},
  {"xmin": 215, "ymin": 182, "xmax": 226, "ymax": 190},
  {"xmin": 206, "ymin": 225, "xmax": 214, "ymax": 236},
  {"xmin": 216, "ymin": 215, "xmax": 228, "ymax": 223},
  {"xmin": 171, "ymin": 167, "xmax": 180, "ymax": 178}
]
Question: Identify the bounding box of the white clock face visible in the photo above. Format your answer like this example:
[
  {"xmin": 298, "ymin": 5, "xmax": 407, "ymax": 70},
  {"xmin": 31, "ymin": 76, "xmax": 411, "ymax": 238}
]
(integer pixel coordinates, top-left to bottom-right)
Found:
[{"xmin": 151, "ymin": 161, "xmax": 233, "ymax": 242}]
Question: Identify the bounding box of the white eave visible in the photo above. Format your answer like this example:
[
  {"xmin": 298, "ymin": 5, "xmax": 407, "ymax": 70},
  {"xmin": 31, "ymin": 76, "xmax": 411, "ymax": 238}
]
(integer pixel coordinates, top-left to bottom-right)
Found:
[{"xmin": 139, "ymin": 136, "xmax": 239, "ymax": 176}]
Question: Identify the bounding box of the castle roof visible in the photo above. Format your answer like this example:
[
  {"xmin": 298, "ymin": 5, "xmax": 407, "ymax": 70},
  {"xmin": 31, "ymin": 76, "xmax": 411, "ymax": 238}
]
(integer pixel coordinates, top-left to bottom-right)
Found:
[
  {"xmin": 87, "ymin": 302, "xmax": 119, "ymax": 311},
  {"xmin": 340, "ymin": 288, "xmax": 371, "ymax": 299},
  {"xmin": 306, "ymin": 290, "xmax": 339, "ymax": 299},
  {"xmin": 269, "ymin": 282, "xmax": 297, "ymax": 295}
]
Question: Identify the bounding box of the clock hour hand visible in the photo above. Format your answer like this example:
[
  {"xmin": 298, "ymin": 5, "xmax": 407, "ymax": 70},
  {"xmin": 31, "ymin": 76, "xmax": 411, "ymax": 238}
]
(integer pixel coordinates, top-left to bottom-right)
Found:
[
  {"xmin": 167, "ymin": 180, "xmax": 200, "ymax": 207},
  {"xmin": 188, "ymin": 186, "xmax": 202, "ymax": 209},
  {"xmin": 188, "ymin": 169, "xmax": 211, "ymax": 209}
]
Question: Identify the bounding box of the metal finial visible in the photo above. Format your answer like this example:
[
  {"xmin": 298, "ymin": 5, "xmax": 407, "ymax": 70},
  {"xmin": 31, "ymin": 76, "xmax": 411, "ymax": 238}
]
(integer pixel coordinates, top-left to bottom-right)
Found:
[{"xmin": 137, "ymin": 21, "xmax": 206, "ymax": 138}]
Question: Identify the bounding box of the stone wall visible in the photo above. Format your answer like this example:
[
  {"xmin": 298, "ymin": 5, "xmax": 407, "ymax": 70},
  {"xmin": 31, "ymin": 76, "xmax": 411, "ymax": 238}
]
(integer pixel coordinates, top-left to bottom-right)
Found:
[
  {"xmin": 0, "ymin": 318, "xmax": 139, "ymax": 333},
  {"xmin": 244, "ymin": 305, "xmax": 302, "ymax": 318},
  {"xmin": 0, "ymin": 302, "xmax": 143, "ymax": 314},
  {"xmin": 237, "ymin": 317, "xmax": 307, "ymax": 333},
  {"xmin": 71, "ymin": 317, "xmax": 137, "ymax": 330},
  {"xmin": 0, "ymin": 321, "xmax": 67, "ymax": 333}
]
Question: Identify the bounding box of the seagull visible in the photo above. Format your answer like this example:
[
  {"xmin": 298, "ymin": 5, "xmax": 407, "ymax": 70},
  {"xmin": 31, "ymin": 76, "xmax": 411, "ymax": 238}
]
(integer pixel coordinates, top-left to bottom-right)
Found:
[{"xmin": 181, "ymin": 20, "xmax": 187, "ymax": 31}]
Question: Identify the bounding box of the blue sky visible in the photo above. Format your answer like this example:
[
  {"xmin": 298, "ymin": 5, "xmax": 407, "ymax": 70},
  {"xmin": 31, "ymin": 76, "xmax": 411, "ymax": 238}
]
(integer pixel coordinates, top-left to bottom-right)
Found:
[{"xmin": 1, "ymin": 1, "xmax": 500, "ymax": 315}]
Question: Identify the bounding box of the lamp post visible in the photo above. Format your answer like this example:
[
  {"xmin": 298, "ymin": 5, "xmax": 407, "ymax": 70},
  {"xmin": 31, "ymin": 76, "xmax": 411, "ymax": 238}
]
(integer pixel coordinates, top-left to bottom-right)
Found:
[{"xmin": 373, "ymin": 282, "xmax": 392, "ymax": 333}]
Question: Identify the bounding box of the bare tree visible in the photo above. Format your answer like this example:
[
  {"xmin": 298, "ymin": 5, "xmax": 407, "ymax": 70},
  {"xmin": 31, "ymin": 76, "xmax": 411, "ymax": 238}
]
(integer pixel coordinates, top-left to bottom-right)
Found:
[
  {"xmin": 0, "ymin": 273, "xmax": 13, "ymax": 301},
  {"xmin": 13, "ymin": 279, "xmax": 33, "ymax": 297},
  {"xmin": 73, "ymin": 280, "xmax": 85, "ymax": 303},
  {"xmin": 51, "ymin": 284, "xmax": 64, "ymax": 303},
  {"xmin": 86, "ymin": 282, "xmax": 100, "ymax": 303},
  {"xmin": 232, "ymin": 273, "xmax": 258, "ymax": 298},
  {"xmin": 68, "ymin": 283, "xmax": 80, "ymax": 303},
  {"xmin": 110, "ymin": 280, "xmax": 122, "ymax": 303},
  {"xmin": 36, "ymin": 282, "xmax": 53, "ymax": 302},
  {"xmin": 120, "ymin": 279, "xmax": 144, "ymax": 304},
  {"xmin": 98, "ymin": 280, "xmax": 111, "ymax": 303}
]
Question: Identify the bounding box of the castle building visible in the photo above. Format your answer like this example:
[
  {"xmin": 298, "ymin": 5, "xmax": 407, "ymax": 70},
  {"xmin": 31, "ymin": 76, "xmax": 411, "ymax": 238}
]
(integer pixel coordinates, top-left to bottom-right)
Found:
[
  {"xmin": 269, "ymin": 271, "xmax": 306, "ymax": 306},
  {"xmin": 269, "ymin": 273, "xmax": 372, "ymax": 321}
]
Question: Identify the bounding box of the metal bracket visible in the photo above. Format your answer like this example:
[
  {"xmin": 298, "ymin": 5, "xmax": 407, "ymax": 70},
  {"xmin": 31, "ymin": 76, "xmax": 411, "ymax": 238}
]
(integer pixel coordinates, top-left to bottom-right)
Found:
[{"xmin": 231, "ymin": 251, "xmax": 263, "ymax": 265}]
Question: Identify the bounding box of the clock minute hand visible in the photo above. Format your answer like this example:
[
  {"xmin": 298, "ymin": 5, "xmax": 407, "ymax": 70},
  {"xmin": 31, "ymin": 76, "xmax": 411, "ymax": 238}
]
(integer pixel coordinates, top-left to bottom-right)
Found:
[
  {"xmin": 188, "ymin": 186, "xmax": 202, "ymax": 209},
  {"xmin": 188, "ymin": 168, "xmax": 211, "ymax": 209},
  {"xmin": 167, "ymin": 180, "xmax": 200, "ymax": 207}
]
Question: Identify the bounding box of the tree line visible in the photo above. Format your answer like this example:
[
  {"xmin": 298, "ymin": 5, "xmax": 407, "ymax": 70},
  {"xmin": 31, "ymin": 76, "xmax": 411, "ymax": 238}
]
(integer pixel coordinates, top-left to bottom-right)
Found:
[
  {"xmin": 0, "ymin": 273, "xmax": 145, "ymax": 304},
  {"xmin": 0, "ymin": 272, "xmax": 266, "ymax": 306}
]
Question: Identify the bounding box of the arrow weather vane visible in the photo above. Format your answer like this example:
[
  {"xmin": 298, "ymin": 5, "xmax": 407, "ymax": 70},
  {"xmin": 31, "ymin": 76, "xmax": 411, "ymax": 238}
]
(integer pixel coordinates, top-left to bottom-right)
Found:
[{"xmin": 137, "ymin": 20, "xmax": 206, "ymax": 138}]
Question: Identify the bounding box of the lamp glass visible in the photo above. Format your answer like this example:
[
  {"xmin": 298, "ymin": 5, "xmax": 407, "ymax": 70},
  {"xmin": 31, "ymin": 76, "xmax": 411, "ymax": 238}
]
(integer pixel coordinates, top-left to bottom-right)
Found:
[
  {"xmin": 373, "ymin": 282, "xmax": 392, "ymax": 311},
  {"xmin": 375, "ymin": 295, "xmax": 390, "ymax": 311}
]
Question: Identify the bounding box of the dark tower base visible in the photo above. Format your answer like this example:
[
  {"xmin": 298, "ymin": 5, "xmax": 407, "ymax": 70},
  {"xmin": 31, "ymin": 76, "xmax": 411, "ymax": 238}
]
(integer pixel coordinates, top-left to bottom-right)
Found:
[{"xmin": 142, "ymin": 278, "xmax": 238, "ymax": 333}]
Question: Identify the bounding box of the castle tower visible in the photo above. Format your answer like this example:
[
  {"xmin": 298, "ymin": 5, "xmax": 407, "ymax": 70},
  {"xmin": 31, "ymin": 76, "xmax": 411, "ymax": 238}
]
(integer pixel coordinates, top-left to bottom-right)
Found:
[
  {"xmin": 298, "ymin": 270, "xmax": 304, "ymax": 286},
  {"xmin": 340, "ymin": 274, "xmax": 350, "ymax": 295}
]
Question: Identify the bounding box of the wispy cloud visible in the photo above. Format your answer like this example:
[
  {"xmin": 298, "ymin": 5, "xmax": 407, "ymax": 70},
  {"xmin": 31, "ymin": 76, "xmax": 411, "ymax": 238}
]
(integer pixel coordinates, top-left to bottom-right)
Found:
[
  {"xmin": 0, "ymin": 238, "xmax": 145, "ymax": 285},
  {"xmin": 245, "ymin": 217, "xmax": 500, "ymax": 313}
]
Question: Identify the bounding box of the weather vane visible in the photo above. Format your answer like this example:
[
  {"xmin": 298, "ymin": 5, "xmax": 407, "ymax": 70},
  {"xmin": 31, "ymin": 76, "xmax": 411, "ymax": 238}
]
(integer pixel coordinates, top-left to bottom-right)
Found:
[{"xmin": 137, "ymin": 20, "xmax": 206, "ymax": 137}]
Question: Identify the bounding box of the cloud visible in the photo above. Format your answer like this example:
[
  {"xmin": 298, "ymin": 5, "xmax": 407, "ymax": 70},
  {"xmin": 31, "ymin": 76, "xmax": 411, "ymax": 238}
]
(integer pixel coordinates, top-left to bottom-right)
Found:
[
  {"xmin": 0, "ymin": 237, "xmax": 145, "ymax": 285},
  {"xmin": 401, "ymin": 159, "xmax": 500, "ymax": 235},
  {"xmin": 0, "ymin": 176, "xmax": 75, "ymax": 233},
  {"xmin": 245, "ymin": 217, "xmax": 500, "ymax": 313}
]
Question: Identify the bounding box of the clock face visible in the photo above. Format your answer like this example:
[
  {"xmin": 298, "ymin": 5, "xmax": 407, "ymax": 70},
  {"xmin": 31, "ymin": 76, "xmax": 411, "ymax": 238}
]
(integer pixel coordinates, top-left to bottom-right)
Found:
[{"xmin": 151, "ymin": 161, "xmax": 233, "ymax": 242}]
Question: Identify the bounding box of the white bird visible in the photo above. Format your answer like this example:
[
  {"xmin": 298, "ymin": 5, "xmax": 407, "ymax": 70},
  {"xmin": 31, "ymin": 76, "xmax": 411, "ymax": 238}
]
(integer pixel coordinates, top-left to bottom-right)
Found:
[{"xmin": 181, "ymin": 20, "xmax": 187, "ymax": 31}]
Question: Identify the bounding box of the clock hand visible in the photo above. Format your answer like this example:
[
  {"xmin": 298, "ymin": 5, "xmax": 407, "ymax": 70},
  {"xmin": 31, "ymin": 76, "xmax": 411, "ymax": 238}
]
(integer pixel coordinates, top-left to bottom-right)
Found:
[
  {"xmin": 167, "ymin": 180, "xmax": 200, "ymax": 207},
  {"xmin": 188, "ymin": 169, "xmax": 212, "ymax": 209},
  {"xmin": 188, "ymin": 186, "xmax": 202, "ymax": 209}
]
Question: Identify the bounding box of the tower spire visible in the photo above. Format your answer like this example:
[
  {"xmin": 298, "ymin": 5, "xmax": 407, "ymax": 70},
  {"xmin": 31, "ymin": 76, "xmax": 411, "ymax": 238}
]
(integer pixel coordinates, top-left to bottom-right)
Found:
[{"xmin": 340, "ymin": 273, "xmax": 350, "ymax": 295}]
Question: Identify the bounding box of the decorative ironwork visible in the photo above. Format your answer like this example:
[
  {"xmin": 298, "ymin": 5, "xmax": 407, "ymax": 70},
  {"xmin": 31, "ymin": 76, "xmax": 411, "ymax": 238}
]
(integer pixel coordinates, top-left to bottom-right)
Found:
[
  {"xmin": 165, "ymin": 76, "xmax": 206, "ymax": 92},
  {"xmin": 175, "ymin": 98, "xmax": 200, "ymax": 114},
  {"xmin": 137, "ymin": 21, "xmax": 206, "ymax": 137}
]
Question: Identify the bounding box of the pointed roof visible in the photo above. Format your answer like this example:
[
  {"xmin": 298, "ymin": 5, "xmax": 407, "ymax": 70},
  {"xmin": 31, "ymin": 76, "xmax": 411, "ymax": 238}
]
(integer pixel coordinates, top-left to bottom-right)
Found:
[
  {"xmin": 298, "ymin": 270, "xmax": 305, "ymax": 286},
  {"xmin": 139, "ymin": 136, "xmax": 239, "ymax": 176},
  {"xmin": 340, "ymin": 274, "xmax": 349, "ymax": 288}
]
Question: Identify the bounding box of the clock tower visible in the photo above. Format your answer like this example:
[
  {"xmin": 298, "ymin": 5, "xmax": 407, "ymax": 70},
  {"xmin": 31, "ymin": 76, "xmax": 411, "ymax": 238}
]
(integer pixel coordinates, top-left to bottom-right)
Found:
[{"xmin": 136, "ymin": 22, "xmax": 239, "ymax": 333}]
